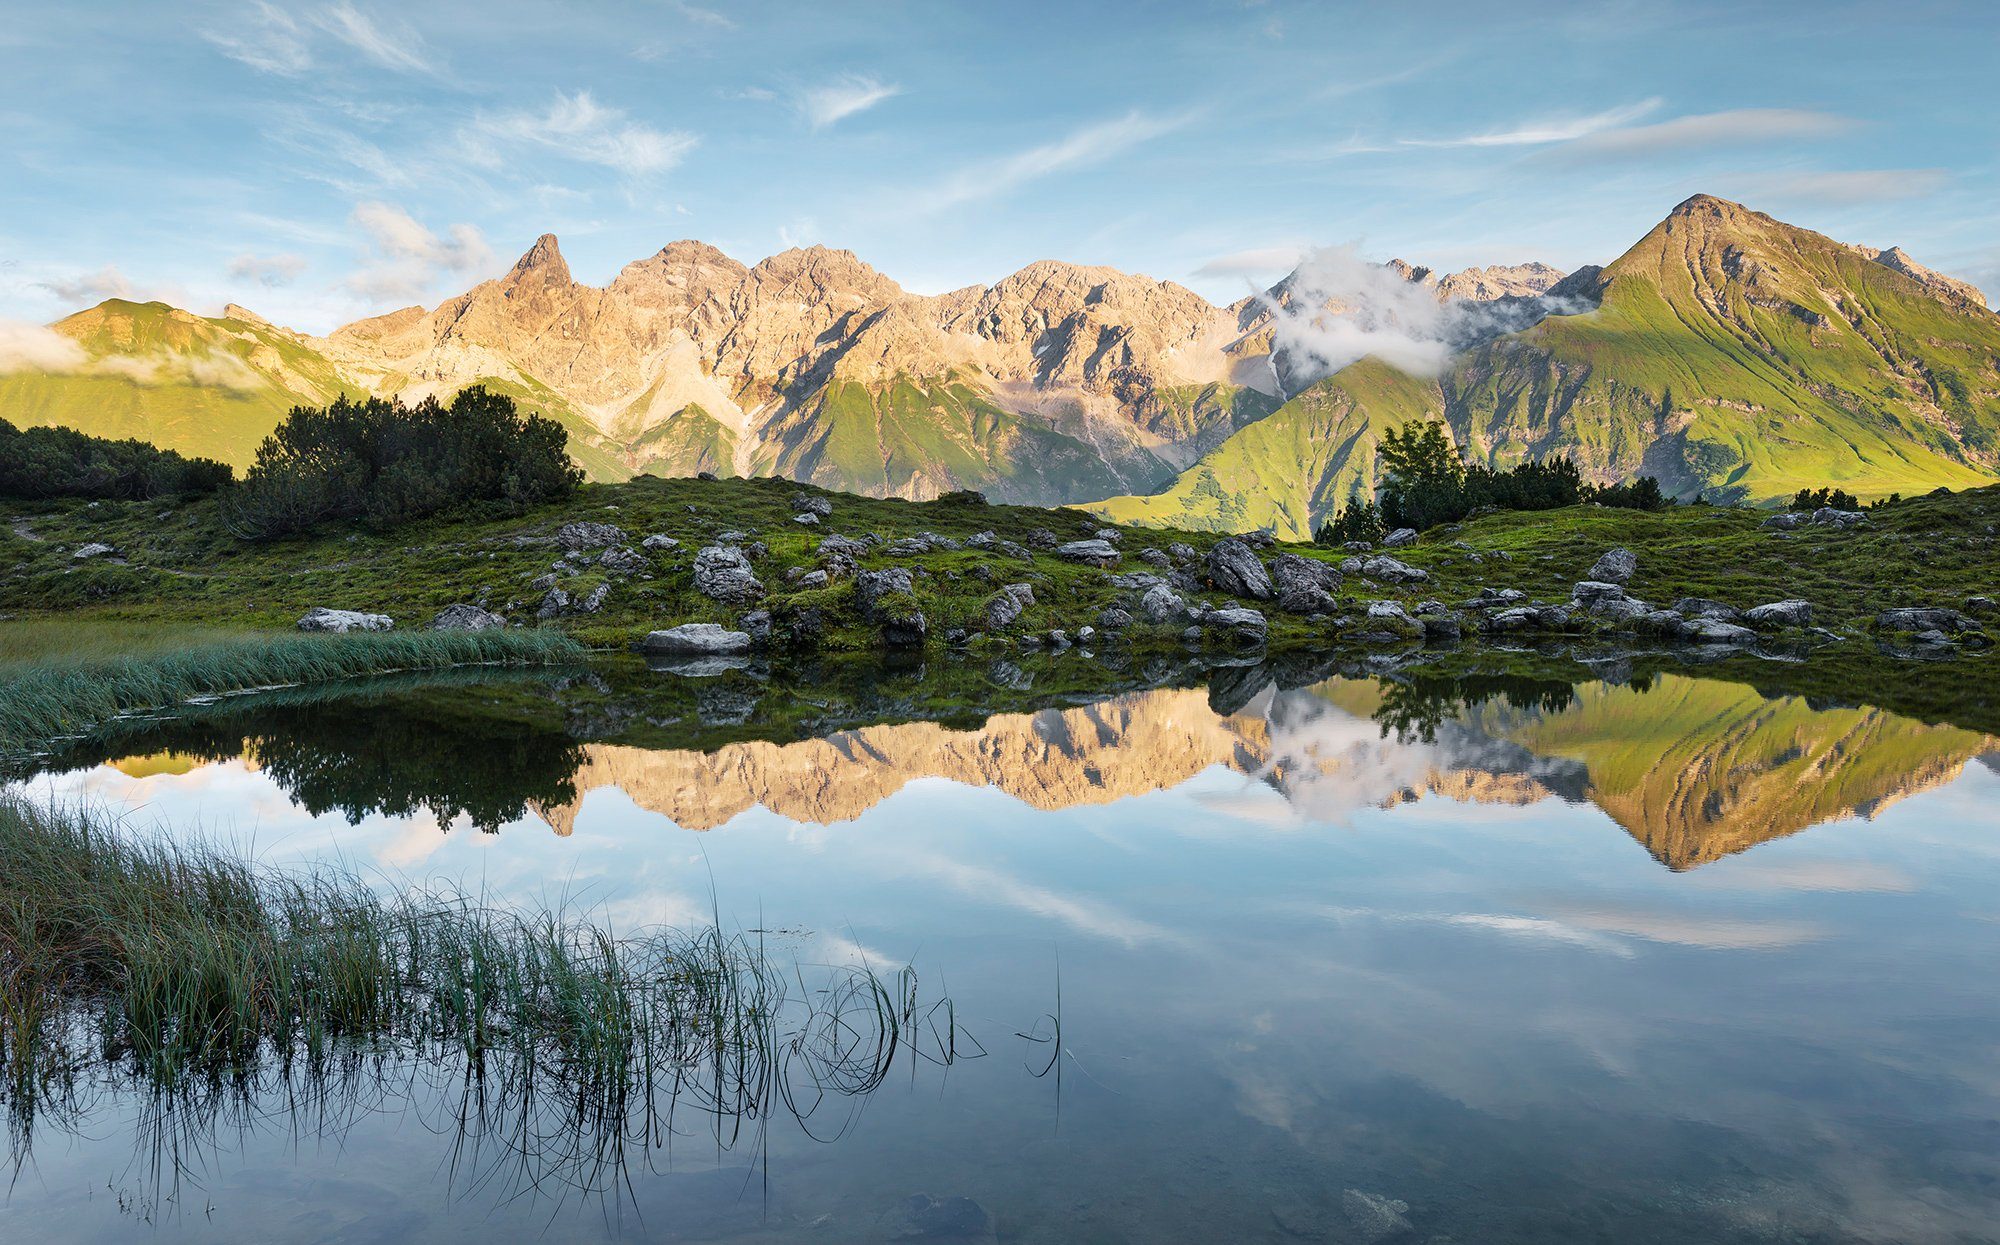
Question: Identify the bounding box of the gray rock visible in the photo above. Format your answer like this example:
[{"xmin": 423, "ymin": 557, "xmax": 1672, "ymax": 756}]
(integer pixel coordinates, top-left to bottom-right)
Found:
[
  {"xmin": 1341, "ymin": 1189, "xmax": 1413, "ymax": 1244},
  {"xmin": 642, "ymin": 623, "xmax": 753, "ymax": 655},
  {"xmin": 1672, "ymin": 597, "xmax": 1741, "ymax": 621},
  {"xmin": 1482, "ymin": 607, "xmax": 1539, "ymax": 633},
  {"xmin": 1138, "ymin": 583, "xmax": 1192, "ymax": 624},
  {"xmin": 556, "ymin": 521, "xmax": 626, "ymax": 551},
  {"xmin": 1588, "ymin": 596, "xmax": 1653, "ymax": 624},
  {"xmin": 1761, "ymin": 512, "xmax": 1806, "ymax": 531},
  {"xmin": 72, "ymin": 542, "xmax": 116, "ymax": 560},
  {"xmin": 1205, "ymin": 538, "xmax": 1275, "ymax": 599},
  {"xmin": 1572, "ymin": 581, "xmax": 1628, "ymax": 605},
  {"xmin": 598, "ymin": 546, "xmax": 649, "ymax": 576},
  {"xmin": 1091, "ymin": 528, "xmax": 1123, "ymax": 545},
  {"xmin": 1055, "ymin": 538, "xmax": 1121, "ymax": 567},
  {"xmin": 298, "ymin": 606, "xmax": 393, "ymax": 633},
  {"xmin": 640, "ymin": 533, "xmax": 681, "ymax": 551},
  {"xmin": 1966, "ymin": 595, "xmax": 1996, "ymax": 616},
  {"xmin": 818, "ymin": 533, "xmax": 872, "ymax": 560},
  {"xmin": 886, "ymin": 533, "xmax": 962, "ymax": 556},
  {"xmin": 694, "ymin": 545, "xmax": 765, "ymax": 604},
  {"xmin": 1277, "ymin": 585, "xmax": 1341, "ymax": 616},
  {"xmin": 796, "ymin": 569, "xmax": 829, "ymax": 589},
  {"xmin": 1025, "ymin": 528, "xmax": 1061, "ymax": 550},
  {"xmin": 1201, "ymin": 607, "xmax": 1268, "ymax": 644},
  {"xmin": 1382, "ymin": 527, "xmax": 1418, "ymax": 548},
  {"xmin": 429, "ymin": 603, "xmax": 506, "ymax": 631},
  {"xmin": 1271, "ymin": 552, "xmax": 1342, "ymax": 594},
  {"xmin": 1461, "ymin": 587, "xmax": 1526, "ymax": 610},
  {"xmin": 1421, "ymin": 614, "xmax": 1462, "ymax": 643},
  {"xmin": 982, "ymin": 585, "xmax": 1031, "ymax": 629},
  {"xmin": 1076, "ymin": 625, "xmax": 1096, "ymax": 643},
  {"xmin": 1587, "ymin": 547, "xmax": 1637, "ymax": 584},
  {"xmin": 1744, "ymin": 599, "xmax": 1812, "ymax": 628},
  {"xmin": 1876, "ymin": 606, "xmax": 1980, "ymax": 634},
  {"xmin": 739, "ymin": 610, "xmax": 772, "ymax": 644},
  {"xmin": 1813, "ymin": 506, "xmax": 1865, "ymax": 529},
  {"xmin": 1138, "ymin": 548, "xmax": 1171, "ymax": 567},
  {"xmin": 793, "ymin": 512, "xmax": 820, "ymax": 526},
  {"xmin": 1360, "ymin": 555, "xmax": 1428, "ymax": 585},
  {"xmin": 1684, "ymin": 616, "xmax": 1758, "ymax": 644},
  {"xmin": 1097, "ymin": 606, "xmax": 1133, "ymax": 631},
  {"xmin": 578, "ymin": 583, "xmax": 610, "ymax": 613},
  {"xmin": 858, "ymin": 568, "xmax": 927, "ymax": 647},
  {"xmin": 790, "ymin": 494, "xmax": 832, "ymax": 517},
  {"xmin": 1166, "ymin": 542, "xmax": 1197, "ymax": 563}
]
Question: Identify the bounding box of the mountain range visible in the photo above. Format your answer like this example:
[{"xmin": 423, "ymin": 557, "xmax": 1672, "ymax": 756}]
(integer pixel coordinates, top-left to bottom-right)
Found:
[{"xmin": 4, "ymin": 194, "xmax": 1996, "ymax": 536}]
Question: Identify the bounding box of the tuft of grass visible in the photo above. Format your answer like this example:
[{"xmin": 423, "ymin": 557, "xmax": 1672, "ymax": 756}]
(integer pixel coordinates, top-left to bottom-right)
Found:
[
  {"xmin": 0, "ymin": 795, "xmax": 970, "ymax": 1193},
  {"xmin": 0, "ymin": 628, "xmax": 582, "ymax": 758}
]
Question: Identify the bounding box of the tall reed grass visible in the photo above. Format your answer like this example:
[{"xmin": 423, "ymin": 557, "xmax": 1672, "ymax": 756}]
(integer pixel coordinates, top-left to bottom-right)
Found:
[
  {"xmin": 0, "ymin": 796, "xmax": 969, "ymax": 1200},
  {"xmin": 0, "ymin": 628, "xmax": 581, "ymax": 757}
]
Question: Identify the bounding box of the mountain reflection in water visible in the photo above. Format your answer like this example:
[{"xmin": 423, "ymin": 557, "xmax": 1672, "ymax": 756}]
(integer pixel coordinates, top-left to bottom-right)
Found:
[{"xmin": 63, "ymin": 666, "xmax": 1996, "ymax": 871}]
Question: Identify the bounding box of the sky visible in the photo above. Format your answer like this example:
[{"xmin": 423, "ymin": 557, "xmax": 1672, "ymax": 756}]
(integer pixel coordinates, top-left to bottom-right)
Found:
[{"xmin": 1, "ymin": 0, "xmax": 1995, "ymax": 334}]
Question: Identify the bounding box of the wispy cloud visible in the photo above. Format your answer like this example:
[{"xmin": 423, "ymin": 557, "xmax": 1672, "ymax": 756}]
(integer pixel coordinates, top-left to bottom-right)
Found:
[
  {"xmin": 1727, "ymin": 167, "xmax": 1948, "ymax": 205},
  {"xmin": 1557, "ymin": 108, "xmax": 1855, "ymax": 158},
  {"xmin": 1398, "ymin": 98, "xmax": 1663, "ymax": 149},
  {"xmin": 227, "ymin": 252, "xmax": 308, "ymax": 287},
  {"xmin": 0, "ymin": 319, "xmax": 88, "ymax": 372},
  {"xmin": 662, "ymin": 0, "xmax": 735, "ymax": 29},
  {"xmin": 206, "ymin": 1, "xmax": 433, "ymax": 76},
  {"xmin": 910, "ymin": 110, "xmax": 1193, "ymax": 214},
  {"xmin": 1194, "ymin": 245, "xmax": 1308, "ymax": 280},
  {"xmin": 38, "ymin": 264, "xmax": 133, "ymax": 307},
  {"xmin": 798, "ymin": 74, "xmax": 902, "ymax": 130},
  {"xmin": 345, "ymin": 202, "xmax": 492, "ymax": 304},
  {"xmin": 469, "ymin": 91, "xmax": 697, "ymax": 177}
]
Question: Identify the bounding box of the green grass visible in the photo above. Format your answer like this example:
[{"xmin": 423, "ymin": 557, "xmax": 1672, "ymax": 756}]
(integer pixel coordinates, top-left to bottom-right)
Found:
[
  {"xmin": 0, "ymin": 794, "xmax": 965, "ymax": 1189},
  {"xmin": 0, "ymin": 628, "xmax": 582, "ymax": 758}
]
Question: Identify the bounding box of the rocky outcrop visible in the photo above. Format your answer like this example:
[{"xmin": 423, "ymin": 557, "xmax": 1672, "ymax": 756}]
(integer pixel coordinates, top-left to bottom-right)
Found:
[{"xmin": 297, "ymin": 606, "xmax": 392, "ymax": 633}]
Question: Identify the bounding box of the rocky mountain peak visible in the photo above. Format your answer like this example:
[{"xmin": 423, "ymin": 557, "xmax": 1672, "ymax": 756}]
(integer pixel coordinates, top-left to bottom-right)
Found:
[
  {"xmin": 1869, "ymin": 245, "xmax": 1989, "ymax": 311},
  {"xmin": 508, "ymin": 233, "xmax": 572, "ymax": 286}
]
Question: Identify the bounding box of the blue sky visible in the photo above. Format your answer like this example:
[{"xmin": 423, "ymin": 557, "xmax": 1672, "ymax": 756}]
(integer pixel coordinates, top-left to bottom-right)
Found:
[{"xmin": 2, "ymin": 0, "xmax": 1995, "ymax": 333}]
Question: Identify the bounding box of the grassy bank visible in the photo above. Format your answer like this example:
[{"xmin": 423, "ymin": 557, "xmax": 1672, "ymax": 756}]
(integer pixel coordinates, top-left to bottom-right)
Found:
[
  {"xmin": 0, "ymin": 628, "xmax": 581, "ymax": 757},
  {"xmin": 1, "ymin": 473, "xmax": 1993, "ymax": 657},
  {"xmin": 0, "ymin": 795, "xmax": 957, "ymax": 1174}
]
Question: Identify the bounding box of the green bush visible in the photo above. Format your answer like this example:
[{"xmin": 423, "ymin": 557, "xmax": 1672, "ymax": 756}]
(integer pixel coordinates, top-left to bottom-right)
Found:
[
  {"xmin": 1314, "ymin": 499, "xmax": 1386, "ymax": 545},
  {"xmin": 0, "ymin": 418, "xmax": 232, "ymax": 500},
  {"xmin": 226, "ymin": 387, "xmax": 581, "ymax": 540},
  {"xmin": 1790, "ymin": 486, "xmax": 1860, "ymax": 512}
]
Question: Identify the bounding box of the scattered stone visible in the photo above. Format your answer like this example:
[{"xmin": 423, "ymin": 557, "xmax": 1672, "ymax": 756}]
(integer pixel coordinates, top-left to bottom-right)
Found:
[
  {"xmin": 429, "ymin": 603, "xmax": 505, "ymax": 631},
  {"xmin": 1359, "ymin": 555, "xmax": 1428, "ymax": 585},
  {"xmin": 1744, "ymin": 599, "xmax": 1812, "ymax": 628},
  {"xmin": 1076, "ymin": 625, "xmax": 1095, "ymax": 643},
  {"xmin": 1813, "ymin": 506, "xmax": 1866, "ymax": 529},
  {"xmin": 1382, "ymin": 528, "xmax": 1418, "ymax": 548},
  {"xmin": 1166, "ymin": 542, "xmax": 1197, "ymax": 563},
  {"xmin": 1587, "ymin": 547, "xmax": 1637, "ymax": 584},
  {"xmin": 1277, "ymin": 584, "xmax": 1340, "ymax": 616},
  {"xmin": 640, "ymin": 533, "xmax": 680, "ymax": 551},
  {"xmin": 1091, "ymin": 528, "xmax": 1123, "ymax": 545},
  {"xmin": 1138, "ymin": 583, "xmax": 1192, "ymax": 624},
  {"xmin": 1097, "ymin": 606, "xmax": 1133, "ymax": 631},
  {"xmin": 1461, "ymin": 587, "xmax": 1526, "ymax": 610},
  {"xmin": 790, "ymin": 494, "xmax": 833, "ymax": 517},
  {"xmin": 982, "ymin": 582, "xmax": 1035, "ymax": 630},
  {"xmin": 577, "ymin": 583, "xmax": 610, "ymax": 613},
  {"xmin": 1138, "ymin": 548, "xmax": 1171, "ymax": 568},
  {"xmin": 556, "ymin": 521, "xmax": 625, "ymax": 551},
  {"xmin": 1242, "ymin": 530, "xmax": 1277, "ymax": 549},
  {"xmin": 1967, "ymin": 595, "xmax": 1997, "ymax": 616},
  {"xmin": 887, "ymin": 533, "xmax": 962, "ymax": 556},
  {"xmin": 965, "ymin": 530, "xmax": 1034, "ymax": 559},
  {"xmin": 1684, "ymin": 617, "xmax": 1757, "ymax": 644},
  {"xmin": 642, "ymin": 623, "xmax": 753, "ymax": 656},
  {"xmin": 1047, "ymin": 629, "xmax": 1071, "ymax": 650},
  {"xmin": 716, "ymin": 529, "xmax": 751, "ymax": 545},
  {"xmin": 72, "ymin": 542, "xmax": 116, "ymax": 560},
  {"xmin": 793, "ymin": 513, "xmax": 820, "ymax": 526},
  {"xmin": 297, "ymin": 606, "xmax": 393, "ymax": 633},
  {"xmin": 1201, "ymin": 607, "xmax": 1268, "ymax": 644},
  {"xmin": 696, "ymin": 471, "xmax": 718, "ymax": 481},
  {"xmin": 818, "ymin": 533, "xmax": 872, "ymax": 560},
  {"xmin": 1421, "ymin": 614, "xmax": 1462, "ymax": 643},
  {"xmin": 1673, "ymin": 597, "xmax": 1741, "ymax": 621},
  {"xmin": 857, "ymin": 568, "xmax": 927, "ymax": 647},
  {"xmin": 1055, "ymin": 538, "xmax": 1121, "ymax": 567},
  {"xmin": 1483, "ymin": 607, "xmax": 1538, "ymax": 633},
  {"xmin": 1356, "ymin": 600, "xmax": 1423, "ymax": 643},
  {"xmin": 796, "ymin": 569, "xmax": 829, "ymax": 589},
  {"xmin": 694, "ymin": 545, "xmax": 765, "ymax": 604},
  {"xmin": 1572, "ymin": 581, "xmax": 1627, "ymax": 605},
  {"xmin": 739, "ymin": 610, "xmax": 772, "ymax": 645},
  {"xmin": 1876, "ymin": 606, "xmax": 1980, "ymax": 634},
  {"xmin": 1205, "ymin": 538, "xmax": 1274, "ymax": 599},
  {"xmin": 1024, "ymin": 528, "xmax": 1060, "ymax": 550},
  {"xmin": 598, "ymin": 546, "xmax": 649, "ymax": 576}
]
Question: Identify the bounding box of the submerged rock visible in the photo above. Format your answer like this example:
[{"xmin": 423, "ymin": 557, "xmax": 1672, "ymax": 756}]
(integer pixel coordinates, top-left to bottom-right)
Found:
[{"xmin": 298, "ymin": 606, "xmax": 393, "ymax": 633}]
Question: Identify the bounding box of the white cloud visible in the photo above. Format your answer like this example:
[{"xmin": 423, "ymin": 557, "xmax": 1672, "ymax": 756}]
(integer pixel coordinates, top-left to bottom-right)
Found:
[
  {"xmin": 798, "ymin": 74, "xmax": 902, "ymax": 130},
  {"xmin": 0, "ymin": 319, "xmax": 87, "ymax": 372},
  {"xmin": 205, "ymin": 1, "xmax": 432, "ymax": 76},
  {"xmin": 1559, "ymin": 108, "xmax": 1855, "ymax": 158},
  {"xmin": 315, "ymin": 1, "xmax": 431, "ymax": 74},
  {"xmin": 345, "ymin": 202, "xmax": 493, "ymax": 305},
  {"xmin": 470, "ymin": 91, "xmax": 697, "ymax": 177},
  {"xmin": 1194, "ymin": 245, "xmax": 1308, "ymax": 280},
  {"xmin": 1398, "ymin": 98, "xmax": 1663, "ymax": 149},
  {"xmin": 227, "ymin": 252, "xmax": 308, "ymax": 287},
  {"xmin": 38, "ymin": 264, "xmax": 134, "ymax": 307},
  {"xmin": 1728, "ymin": 167, "xmax": 1948, "ymax": 205},
  {"xmin": 910, "ymin": 110, "xmax": 1192, "ymax": 214},
  {"xmin": 663, "ymin": 1, "xmax": 735, "ymax": 29}
]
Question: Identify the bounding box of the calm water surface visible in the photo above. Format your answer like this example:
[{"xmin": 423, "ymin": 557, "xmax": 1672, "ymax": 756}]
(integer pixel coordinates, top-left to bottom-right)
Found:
[{"xmin": 5, "ymin": 663, "xmax": 1999, "ymax": 1243}]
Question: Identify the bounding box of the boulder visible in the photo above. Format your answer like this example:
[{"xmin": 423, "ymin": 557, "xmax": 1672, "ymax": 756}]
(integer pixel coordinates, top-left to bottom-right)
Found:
[
  {"xmin": 1359, "ymin": 555, "xmax": 1428, "ymax": 585},
  {"xmin": 1684, "ymin": 617, "xmax": 1757, "ymax": 644},
  {"xmin": 1138, "ymin": 583, "xmax": 1192, "ymax": 624},
  {"xmin": 1572, "ymin": 581, "xmax": 1628, "ymax": 605},
  {"xmin": 1967, "ymin": 595, "xmax": 1997, "ymax": 617},
  {"xmin": 818, "ymin": 533, "xmax": 872, "ymax": 560},
  {"xmin": 1097, "ymin": 606, "xmax": 1133, "ymax": 631},
  {"xmin": 1271, "ymin": 552, "xmax": 1342, "ymax": 595},
  {"xmin": 1356, "ymin": 600, "xmax": 1423, "ymax": 643},
  {"xmin": 1761, "ymin": 512, "xmax": 1806, "ymax": 531},
  {"xmin": 1672, "ymin": 597, "xmax": 1741, "ymax": 621},
  {"xmin": 1138, "ymin": 548, "xmax": 1171, "ymax": 567},
  {"xmin": 982, "ymin": 583, "xmax": 1035, "ymax": 630},
  {"xmin": 298, "ymin": 606, "xmax": 393, "ymax": 633},
  {"xmin": 578, "ymin": 583, "xmax": 610, "ymax": 613},
  {"xmin": 640, "ymin": 533, "xmax": 681, "ymax": 551},
  {"xmin": 1277, "ymin": 585, "xmax": 1341, "ymax": 616},
  {"xmin": 72, "ymin": 542, "xmax": 116, "ymax": 560},
  {"xmin": 1204, "ymin": 538, "xmax": 1274, "ymax": 599},
  {"xmin": 1587, "ymin": 547, "xmax": 1637, "ymax": 584},
  {"xmin": 1382, "ymin": 528, "xmax": 1418, "ymax": 548},
  {"xmin": 790, "ymin": 495, "xmax": 833, "ymax": 517},
  {"xmin": 1200, "ymin": 607, "xmax": 1268, "ymax": 644},
  {"xmin": 429, "ymin": 603, "xmax": 506, "ymax": 631},
  {"xmin": 694, "ymin": 545, "xmax": 765, "ymax": 604},
  {"xmin": 598, "ymin": 546, "xmax": 649, "ymax": 576},
  {"xmin": 857, "ymin": 568, "xmax": 927, "ymax": 647},
  {"xmin": 1812, "ymin": 506, "xmax": 1865, "ymax": 529},
  {"xmin": 886, "ymin": 533, "xmax": 962, "ymax": 556},
  {"xmin": 556, "ymin": 521, "xmax": 625, "ymax": 551},
  {"xmin": 1420, "ymin": 614, "xmax": 1463, "ymax": 643},
  {"xmin": 1055, "ymin": 538, "xmax": 1121, "ymax": 567},
  {"xmin": 1091, "ymin": 528, "xmax": 1123, "ymax": 545},
  {"xmin": 642, "ymin": 623, "xmax": 753, "ymax": 655},
  {"xmin": 793, "ymin": 513, "xmax": 820, "ymax": 526},
  {"xmin": 1743, "ymin": 599, "xmax": 1812, "ymax": 628},
  {"xmin": 1876, "ymin": 607, "xmax": 1980, "ymax": 634}
]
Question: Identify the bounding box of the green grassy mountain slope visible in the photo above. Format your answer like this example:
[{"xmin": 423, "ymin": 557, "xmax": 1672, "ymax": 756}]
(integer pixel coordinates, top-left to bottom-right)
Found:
[{"xmin": 1093, "ymin": 196, "xmax": 2000, "ymax": 537}]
